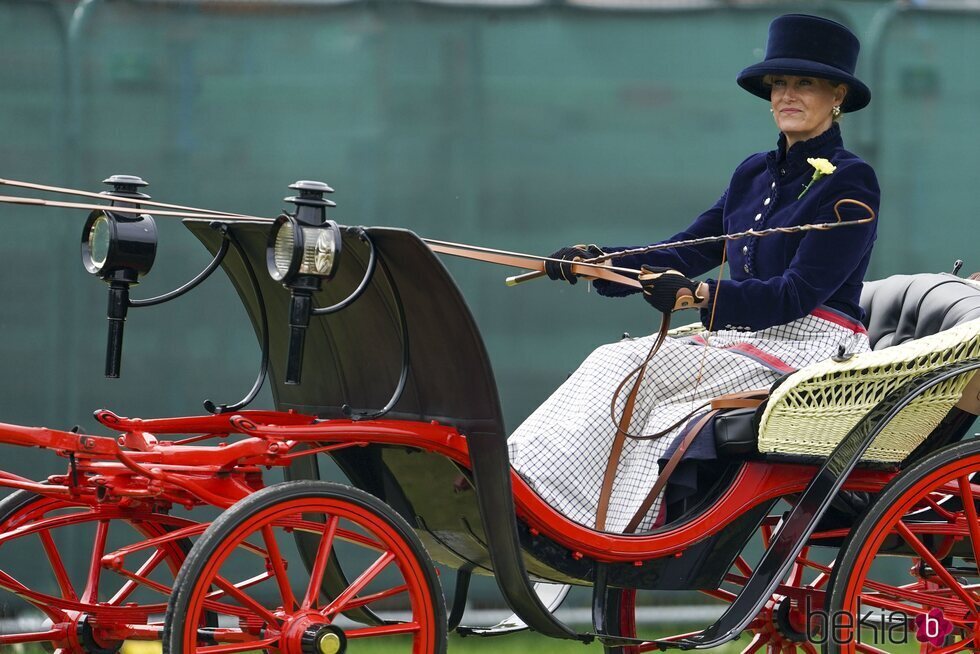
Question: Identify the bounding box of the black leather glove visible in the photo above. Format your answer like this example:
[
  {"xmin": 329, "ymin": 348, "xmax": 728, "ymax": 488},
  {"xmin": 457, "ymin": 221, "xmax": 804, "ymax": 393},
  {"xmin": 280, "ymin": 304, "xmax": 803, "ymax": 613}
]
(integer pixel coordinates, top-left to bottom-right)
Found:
[
  {"xmin": 545, "ymin": 244, "xmax": 604, "ymax": 285},
  {"xmin": 638, "ymin": 265, "xmax": 703, "ymax": 313}
]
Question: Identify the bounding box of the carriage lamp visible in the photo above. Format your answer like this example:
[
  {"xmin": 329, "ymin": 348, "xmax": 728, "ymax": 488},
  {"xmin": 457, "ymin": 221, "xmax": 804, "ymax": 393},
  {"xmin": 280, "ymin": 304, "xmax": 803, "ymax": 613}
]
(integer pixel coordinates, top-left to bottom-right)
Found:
[
  {"xmin": 80, "ymin": 175, "xmax": 158, "ymax": 378},
  {"xmin": 266, "ymin": 213, "xmax": 342, "ymax": 285},
  {"xmin": 265, "ymin": 180, "xmax": 340, "ymax": 385}
]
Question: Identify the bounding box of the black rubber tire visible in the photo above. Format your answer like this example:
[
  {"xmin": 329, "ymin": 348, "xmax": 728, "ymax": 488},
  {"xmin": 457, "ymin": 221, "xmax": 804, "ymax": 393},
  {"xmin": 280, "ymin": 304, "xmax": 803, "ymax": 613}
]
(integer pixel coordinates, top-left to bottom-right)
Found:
[
  {"xmin": 0, "ymin": 488, "xmax": 47, "ymax": 519},
  {"xmin": 825, "ymin": 439, "xmax": 980, "ymax": 653},
  {"xmin": 162, "ymin": 480, "xmax": 447, "ymax": 654}
]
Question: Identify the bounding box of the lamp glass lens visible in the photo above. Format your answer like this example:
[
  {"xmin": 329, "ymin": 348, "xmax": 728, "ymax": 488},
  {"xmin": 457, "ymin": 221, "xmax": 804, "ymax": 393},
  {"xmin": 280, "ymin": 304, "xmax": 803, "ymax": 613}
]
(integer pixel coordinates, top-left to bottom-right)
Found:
[
  {"xmin": 273, "ymin": 221, "xmax": 296, "ymax": 278},
  {"xmin": 300, "ymin": 226, "xmax": 336, "ymax": 277},
  {"xmin": 88, "ymin": 214, "xmax": 111, "ymax": 270}
]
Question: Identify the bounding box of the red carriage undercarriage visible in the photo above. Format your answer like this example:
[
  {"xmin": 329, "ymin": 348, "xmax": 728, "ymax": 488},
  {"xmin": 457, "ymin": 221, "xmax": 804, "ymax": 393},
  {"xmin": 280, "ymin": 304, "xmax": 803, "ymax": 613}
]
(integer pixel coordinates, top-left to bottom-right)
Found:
[{"xmin": 0, "ymin": 179, "xmax": 978, "ymax": 654}]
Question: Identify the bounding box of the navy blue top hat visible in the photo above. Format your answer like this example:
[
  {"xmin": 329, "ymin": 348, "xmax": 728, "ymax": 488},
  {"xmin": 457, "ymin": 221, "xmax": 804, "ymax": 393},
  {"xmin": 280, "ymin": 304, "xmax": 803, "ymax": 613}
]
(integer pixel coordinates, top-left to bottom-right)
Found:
[{"xmin": 737, "ymin": 14, "xmax": 871, "ymax": 113}]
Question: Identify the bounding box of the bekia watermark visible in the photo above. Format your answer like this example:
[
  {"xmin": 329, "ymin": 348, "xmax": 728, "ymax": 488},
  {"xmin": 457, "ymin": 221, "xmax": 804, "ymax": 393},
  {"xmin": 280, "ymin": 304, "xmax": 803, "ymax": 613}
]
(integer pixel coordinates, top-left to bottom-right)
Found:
[
  {"xmin": 804, "ymin": 596, "xmax": 953, "ymax": 645},
  {"xmin": 913, "ymin": 608, "xmax": 954, "ymax": 647}
]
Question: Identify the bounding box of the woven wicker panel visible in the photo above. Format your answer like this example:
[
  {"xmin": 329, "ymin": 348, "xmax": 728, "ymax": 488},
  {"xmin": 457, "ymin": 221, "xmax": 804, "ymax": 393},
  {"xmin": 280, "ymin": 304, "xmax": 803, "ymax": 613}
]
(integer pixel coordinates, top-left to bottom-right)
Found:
[{"xmin": 758, "ymin": 318, "xmax": 980, "ymax": 462}]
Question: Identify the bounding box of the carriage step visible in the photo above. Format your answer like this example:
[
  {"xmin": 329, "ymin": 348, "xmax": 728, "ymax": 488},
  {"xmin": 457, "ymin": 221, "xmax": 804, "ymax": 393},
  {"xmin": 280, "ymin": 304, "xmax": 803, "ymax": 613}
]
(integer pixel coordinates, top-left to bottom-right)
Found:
[
  {"xmin": 456, "ymin": 583, "xmax": 571, "ymax": 637},
  {"xmin": 594, "ymin": 634, "xmax": 700, "ymax": 651}
]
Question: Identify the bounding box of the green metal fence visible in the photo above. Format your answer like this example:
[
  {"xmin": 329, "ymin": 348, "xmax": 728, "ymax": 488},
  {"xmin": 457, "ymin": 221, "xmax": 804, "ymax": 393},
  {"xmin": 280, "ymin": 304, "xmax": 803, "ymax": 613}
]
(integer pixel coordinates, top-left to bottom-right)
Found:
[{"xmin": 0, "ymin": 0, "xmax": 975, "ymax": 606}]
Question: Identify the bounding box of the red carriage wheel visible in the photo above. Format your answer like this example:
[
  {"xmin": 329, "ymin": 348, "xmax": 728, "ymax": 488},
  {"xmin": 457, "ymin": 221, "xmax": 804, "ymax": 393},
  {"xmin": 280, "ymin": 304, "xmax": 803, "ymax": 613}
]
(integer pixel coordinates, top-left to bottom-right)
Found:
[
  {"xmin": 0, "ymin": 489, "xmax": 200, "ymax": 653},
  {"xmin": 826, "ymin": 440, "xmax": 980, "ymax": 654},
  {"xmin": 162, "ymin": 480, "xmax": 447, "ymax": 654},
  {"xmin": 606, "ymin": 515, "xmax": 834, "ymax": 654}
]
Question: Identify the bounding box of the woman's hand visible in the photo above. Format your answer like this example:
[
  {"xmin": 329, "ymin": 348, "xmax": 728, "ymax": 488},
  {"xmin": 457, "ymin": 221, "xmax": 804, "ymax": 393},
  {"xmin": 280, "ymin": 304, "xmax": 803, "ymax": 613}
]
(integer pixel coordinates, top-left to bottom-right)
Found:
[
  {"xmin": 544, "ymin": 244, "xmax": 604, "ymax": 284},
  {"xmin": 638, "ymin": 265, "xmax": 706, "ymax": 312}
]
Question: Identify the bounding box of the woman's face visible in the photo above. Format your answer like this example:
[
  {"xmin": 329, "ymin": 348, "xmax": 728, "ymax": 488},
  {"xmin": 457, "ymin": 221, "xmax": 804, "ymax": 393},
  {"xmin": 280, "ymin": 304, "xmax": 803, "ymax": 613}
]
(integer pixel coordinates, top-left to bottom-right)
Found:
[{"xmin": 769, "ymin": 75, "xmax": 847, "ymax": 148}]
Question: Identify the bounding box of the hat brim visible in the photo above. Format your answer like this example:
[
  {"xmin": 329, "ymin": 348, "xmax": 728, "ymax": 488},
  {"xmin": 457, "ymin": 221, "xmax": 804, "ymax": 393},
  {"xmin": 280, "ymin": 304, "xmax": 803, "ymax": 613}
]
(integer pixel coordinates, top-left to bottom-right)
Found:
[{"xmin": 737, "ymin": 58, "xmax": 871, "ymax": 113}]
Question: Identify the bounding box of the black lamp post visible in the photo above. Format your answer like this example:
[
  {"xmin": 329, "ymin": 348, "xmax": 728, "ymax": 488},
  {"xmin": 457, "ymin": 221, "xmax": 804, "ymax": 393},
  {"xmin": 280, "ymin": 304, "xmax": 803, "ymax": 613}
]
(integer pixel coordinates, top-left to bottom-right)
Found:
[
  {"xmin": 80, "ymin": 175, "xmax": 157, "ymax": 378},
  {"xmin": 266, "ymin": 181, "xmax": 342, "ymax": 385}
]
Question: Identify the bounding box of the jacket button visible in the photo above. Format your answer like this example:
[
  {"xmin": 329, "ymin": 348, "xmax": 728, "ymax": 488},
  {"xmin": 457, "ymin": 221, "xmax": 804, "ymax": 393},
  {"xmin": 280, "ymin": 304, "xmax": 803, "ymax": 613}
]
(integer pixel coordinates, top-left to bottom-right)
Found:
[
  {"xmin": 780, "ymin": 168, "xmax": 786, "ymax": 176},
  {"xmin": 743, "ymin": 264, "xmax": 750, "ymax": 273},
  {"xmin": 771, "ymin": 182, "xmax": 776, "ymax": 189},
  {"xmin": 754, "ymin": 213, "xmax": 762, "ymax": 221},
  {"xmin": 764, "ymin": 198, "xmax": 771, "ymax": 206},
  {"xmin": 742, "ymin": 245, "xmax": 749, "ymax": 255}
]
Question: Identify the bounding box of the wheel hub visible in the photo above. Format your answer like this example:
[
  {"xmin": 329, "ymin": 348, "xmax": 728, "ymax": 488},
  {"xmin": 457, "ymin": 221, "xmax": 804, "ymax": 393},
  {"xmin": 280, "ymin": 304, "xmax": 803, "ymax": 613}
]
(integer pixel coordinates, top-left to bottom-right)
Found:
[
  {"xmin": 76, "ymin": 614, "xmax": 123, "ymax": 654},
  {"xmin": 301, "ymin": 625, "xmax": 347, "ymax": 654},
  {"xmin": 280, "ymin": 612, "xmax": 347, "ymax": 654},
  {"xmin": 773, "ymin": 597, "xmax": 807, "ymax": 642}
]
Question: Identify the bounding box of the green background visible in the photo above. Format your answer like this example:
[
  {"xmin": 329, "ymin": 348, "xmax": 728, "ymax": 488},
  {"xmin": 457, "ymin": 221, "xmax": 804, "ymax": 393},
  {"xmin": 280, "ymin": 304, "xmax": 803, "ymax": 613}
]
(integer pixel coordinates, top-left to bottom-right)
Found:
[{"xmin": 0, "ymin": 0, "xmax": 975, "ymax": 615}]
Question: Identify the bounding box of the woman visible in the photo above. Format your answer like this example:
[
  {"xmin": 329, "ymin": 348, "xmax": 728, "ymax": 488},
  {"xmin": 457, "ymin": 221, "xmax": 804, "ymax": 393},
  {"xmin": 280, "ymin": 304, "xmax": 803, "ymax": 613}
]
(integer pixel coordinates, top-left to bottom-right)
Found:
[{"xmin": 507, "ymin": 14, "xmax": 880, "ymax": 533}]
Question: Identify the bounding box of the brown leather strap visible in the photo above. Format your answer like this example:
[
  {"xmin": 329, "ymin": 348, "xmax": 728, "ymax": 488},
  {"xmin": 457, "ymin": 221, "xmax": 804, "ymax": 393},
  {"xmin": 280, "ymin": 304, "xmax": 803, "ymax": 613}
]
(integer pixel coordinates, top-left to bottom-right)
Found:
[
  {"xmin": 424, "ymin": 240, "xmax": 642, "ymax": 289},
  {"xmin": 624, "ymin": 409, "xmax": 720, "ymax": 533},
  {"xmin": 710, "ymin": 388, "xmax": 769, "ymax": 408},
  {"xmin": 711, "ymin": 397, "xmax": 767, "ymax": 410},
  {"xmin": 595, "ymin": 360, "xmax": 648, "ymax": 531},
  {"xmin": 621, "ymin": 389, "xmax": 768, "ymax": 532},
  {"xmin": 597, "ymin": 317, "xmax": 681, "ymax": 528}
]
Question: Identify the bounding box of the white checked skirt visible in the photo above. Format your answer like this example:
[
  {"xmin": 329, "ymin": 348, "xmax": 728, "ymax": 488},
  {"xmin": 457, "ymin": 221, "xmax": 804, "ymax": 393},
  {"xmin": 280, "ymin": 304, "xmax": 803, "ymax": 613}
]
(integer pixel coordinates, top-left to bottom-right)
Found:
[{"xmin": 507, "ymin": 308, "xmax": 870, "ymax": 533}]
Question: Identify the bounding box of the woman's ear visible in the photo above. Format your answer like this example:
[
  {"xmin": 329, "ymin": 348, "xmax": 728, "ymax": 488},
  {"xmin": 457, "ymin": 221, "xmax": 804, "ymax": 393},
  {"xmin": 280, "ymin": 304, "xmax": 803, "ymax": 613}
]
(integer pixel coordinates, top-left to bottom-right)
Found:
[{"xmin": 835, "ymin": 84, "xmax": 849, "ymax": 107}]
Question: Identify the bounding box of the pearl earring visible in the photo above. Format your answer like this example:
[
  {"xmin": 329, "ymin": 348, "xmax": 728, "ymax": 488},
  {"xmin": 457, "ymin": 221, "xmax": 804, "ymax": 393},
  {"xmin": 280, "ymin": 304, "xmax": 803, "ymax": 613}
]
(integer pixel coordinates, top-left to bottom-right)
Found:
[{"xmin": 832, "ymin": 105, "xmax": 841, "ymax": 118}]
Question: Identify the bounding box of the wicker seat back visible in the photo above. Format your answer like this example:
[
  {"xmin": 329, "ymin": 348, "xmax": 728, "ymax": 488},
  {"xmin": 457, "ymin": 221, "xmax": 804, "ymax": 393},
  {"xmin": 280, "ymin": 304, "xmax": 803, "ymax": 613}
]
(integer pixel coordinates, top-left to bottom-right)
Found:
[{"xmin": 756, "ymin": 274, "xmax": 980, "ymax": 463}]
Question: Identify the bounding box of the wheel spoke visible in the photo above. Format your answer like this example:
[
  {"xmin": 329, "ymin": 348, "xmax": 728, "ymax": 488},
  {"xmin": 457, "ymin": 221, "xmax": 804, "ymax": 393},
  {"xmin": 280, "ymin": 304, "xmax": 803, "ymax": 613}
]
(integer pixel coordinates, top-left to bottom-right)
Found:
[
  {"xmin": 957, "ymin": 475, "xmax": 980, "ymax": 565},
  {"xmin": 858, "ymin": 588, "xmax": 968, "ymax": 621},
  {"xmin": 0, "ymin": 629, "xmax": 65, "ymax": 645},
  {"xmin": 80, "ymin": 520, "xmax": 110, "ymax": 604},
  {"xmin": 165, "ymin": 485, "xmax": 443, "ymax": 653},
  {"xmin": 261, "ymin": 524, "xmax": 297, "ymax": 612},
  {"xmin": 0, "ymin": 494, "xmax": 191, "ymax": 654},
  {"xmin": 922, "ymin": 494, "xmax": 958, "ymax": 522},
  {"xmin": 345, "ymin": 622, "xmax": 422, "ymax": 638},
  {"xmin": 341, "ymin": 582, "xmax": 410, "ymax": 612},
  {"xmin": 0, "ymin": 566, "xmax": 70, "ymax": 622},
  {"xmin": 321, "ymin": 551, "xmax": 396, "ymax": 617},
  {"xmin": 701, "ymin": 588, "xmax": 737, "ymax": 602},
  {"xmin": 896, "ymin": 521, "xmax": 980, "ymax": 613},
  {"xmin": 39, "ymin": 529, "xmax": 77, "ymax": 601},
  {"xmin": 740, "ymin": 632, "xmax": 769, "ymax": 654},
  {"xmin": 108, "ymin": 548, "xmax": 169, "ymax": 605},
  {"xmin": 213, "ymin": 575, "xmax": 282, "ymax": 625},
  {"xmin": 301, "ymin": 514, "xmax": 339, "ymax": 610},
  {"xmin": 826, "ymin": 446, "xmax": 980, "ymax": 654},
  {"xmin": 281, "ymin": 515, "xmax": 384, "ymax": 551}
]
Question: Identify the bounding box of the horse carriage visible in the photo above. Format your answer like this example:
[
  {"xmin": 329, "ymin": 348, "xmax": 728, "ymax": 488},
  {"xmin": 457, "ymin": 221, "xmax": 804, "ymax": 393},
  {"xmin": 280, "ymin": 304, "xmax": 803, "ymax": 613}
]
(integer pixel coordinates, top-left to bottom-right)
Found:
[{"xmin": 0, "ymin": 175, "xmax": 977, "ymax": 654}]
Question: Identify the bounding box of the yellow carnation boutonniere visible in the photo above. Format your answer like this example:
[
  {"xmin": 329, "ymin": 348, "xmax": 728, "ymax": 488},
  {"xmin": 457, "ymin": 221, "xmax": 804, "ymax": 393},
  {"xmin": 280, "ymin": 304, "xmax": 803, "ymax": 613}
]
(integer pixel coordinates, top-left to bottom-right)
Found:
[{"xmin": 798, "ymin": 157, "xmax": 836, "ymax": 199}]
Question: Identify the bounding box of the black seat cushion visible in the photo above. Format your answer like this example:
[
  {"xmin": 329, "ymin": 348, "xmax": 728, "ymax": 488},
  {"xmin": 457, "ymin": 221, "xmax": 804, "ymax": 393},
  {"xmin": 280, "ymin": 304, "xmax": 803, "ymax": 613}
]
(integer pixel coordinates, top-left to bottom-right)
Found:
[{"xmin": 861, "ymin": 273, "xmax": 980, "ymax": 349}]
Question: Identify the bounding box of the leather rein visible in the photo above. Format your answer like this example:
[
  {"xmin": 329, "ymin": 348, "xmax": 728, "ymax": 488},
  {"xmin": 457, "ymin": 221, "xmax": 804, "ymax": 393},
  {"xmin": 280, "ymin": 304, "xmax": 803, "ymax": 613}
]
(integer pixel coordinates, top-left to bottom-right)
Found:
[{"xmin": 425, "ymin": 198, "xmax": 876, "ymax": 443}]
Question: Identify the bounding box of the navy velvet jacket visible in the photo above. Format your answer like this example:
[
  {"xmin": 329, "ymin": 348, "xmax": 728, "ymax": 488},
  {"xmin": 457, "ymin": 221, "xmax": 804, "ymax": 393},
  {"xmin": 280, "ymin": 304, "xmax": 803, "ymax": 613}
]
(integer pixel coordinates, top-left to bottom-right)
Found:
[{"xmin": 596, "ymin": 123, "xmax": 879, "ymax": 331}]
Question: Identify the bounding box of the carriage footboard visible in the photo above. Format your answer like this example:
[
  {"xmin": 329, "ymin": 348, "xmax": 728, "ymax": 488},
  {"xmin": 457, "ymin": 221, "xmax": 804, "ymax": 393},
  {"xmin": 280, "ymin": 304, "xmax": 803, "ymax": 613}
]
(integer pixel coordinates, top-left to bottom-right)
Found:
[{"xmin": 466, "ymin": 431, "xmax": 593, "ymax": 642}]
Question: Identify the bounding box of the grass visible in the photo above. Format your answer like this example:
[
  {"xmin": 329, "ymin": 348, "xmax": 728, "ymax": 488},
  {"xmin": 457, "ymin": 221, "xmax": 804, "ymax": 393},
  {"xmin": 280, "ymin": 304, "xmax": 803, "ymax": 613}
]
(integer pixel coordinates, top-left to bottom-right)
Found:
[{"xmin": 0, "ymin": 628, "xmax": 924, "ymax": 653}]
